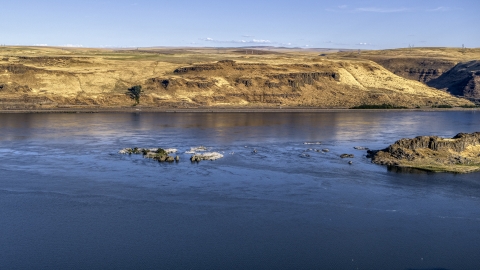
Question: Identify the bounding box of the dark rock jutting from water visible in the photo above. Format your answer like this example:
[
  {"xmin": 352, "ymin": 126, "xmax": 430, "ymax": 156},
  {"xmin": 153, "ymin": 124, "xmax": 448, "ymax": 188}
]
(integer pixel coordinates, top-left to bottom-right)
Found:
[
  {"xmin": 367, "ymin": 132, "xmax": 480, "ymax": 173},
  {"xmin": 120, "ymin": 147, "xmax": 179, "ymax": 163}
]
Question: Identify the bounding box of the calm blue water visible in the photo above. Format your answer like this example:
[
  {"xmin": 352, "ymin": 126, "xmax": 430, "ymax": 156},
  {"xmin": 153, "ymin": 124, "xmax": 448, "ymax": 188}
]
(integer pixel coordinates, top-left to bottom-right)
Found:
[{"xmin": 1, "ymin": 111, "xmax": 480, "ymax": 270}]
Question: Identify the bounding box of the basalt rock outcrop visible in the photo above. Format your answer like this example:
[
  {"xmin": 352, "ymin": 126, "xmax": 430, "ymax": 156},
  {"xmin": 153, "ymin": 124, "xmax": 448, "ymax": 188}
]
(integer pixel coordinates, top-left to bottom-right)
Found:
[
  {"xmin": 120, "ymin": 147, "xmax": 179, "ymax": 163},
  {"xmin": 369, "ymin": 58, "xmax": 456, "ymax": 83},
  {"xmin": 368, "ymin": 132, "xmax": 480, "ymax": 173},
  {"xmin": 190, "ymin": 152, "xmax": 224, "ymax": 162},
  {"xmin": 148, "ymin": 77, "xmax": 216, "ymax": 90},
  {"xmin": 338, "ymin": 49, "xmax": 480, "ymax": 102},
  {"xmin": 0, "ymin": 82, "xmax": 32, "ymax": 93},
  {"xmin": 142, "ymin": 59, "xmax": 472, "ymax": 108}
]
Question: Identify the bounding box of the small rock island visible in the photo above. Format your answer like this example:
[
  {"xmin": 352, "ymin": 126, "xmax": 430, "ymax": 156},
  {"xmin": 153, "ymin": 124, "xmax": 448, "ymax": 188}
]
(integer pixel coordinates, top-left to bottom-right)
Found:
[
  {"xmin": 368, "ymin": 132, "xmax": 480, "ymax": 173},
  {"xmin": 120, "ymin": 147, "xmax": 180, "ymax": 162},
  {"xmin": 119, "ymin": 146, "xmax": 224, "ymax": 163}
]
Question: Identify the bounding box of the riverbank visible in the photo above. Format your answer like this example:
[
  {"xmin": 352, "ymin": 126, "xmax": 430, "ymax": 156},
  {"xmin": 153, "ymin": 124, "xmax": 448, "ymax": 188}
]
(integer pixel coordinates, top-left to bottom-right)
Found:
[{"xmin": 0, "ymin": 106, "xmax": 479, "ymax": 114}]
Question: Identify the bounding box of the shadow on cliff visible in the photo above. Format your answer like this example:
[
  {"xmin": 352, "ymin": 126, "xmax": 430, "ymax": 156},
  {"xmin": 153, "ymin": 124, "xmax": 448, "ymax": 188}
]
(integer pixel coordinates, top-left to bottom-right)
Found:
[{"xmin": 428, "ymin": 60, "xmax": 480, "ymax": 98}]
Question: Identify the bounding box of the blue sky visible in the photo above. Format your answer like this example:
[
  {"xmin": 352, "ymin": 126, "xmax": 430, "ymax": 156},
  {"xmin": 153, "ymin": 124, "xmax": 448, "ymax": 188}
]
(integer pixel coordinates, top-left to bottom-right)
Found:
[{"xmin": 1, "ymin": 0, "xmax": 478, "ymax": 49}]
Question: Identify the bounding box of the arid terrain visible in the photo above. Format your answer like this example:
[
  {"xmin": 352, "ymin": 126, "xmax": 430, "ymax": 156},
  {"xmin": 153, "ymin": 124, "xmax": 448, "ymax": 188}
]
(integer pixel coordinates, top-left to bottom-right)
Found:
[
  {"xmin": 336, "ymin": 47, "xmax": 480, "ymax": 101},
  {"xmin": 0, "ymin": 46, "xmax": 479, "ymax": 110}
]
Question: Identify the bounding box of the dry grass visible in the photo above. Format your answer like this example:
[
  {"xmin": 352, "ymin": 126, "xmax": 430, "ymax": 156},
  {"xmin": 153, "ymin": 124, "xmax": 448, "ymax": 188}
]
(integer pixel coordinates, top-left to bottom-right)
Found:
[
  {"xmin": 0, "ymin": 46, "xmax": 475, "ymax": 109},
  {"xmin": 335, "ymin": 47, "xmax": 480, "ymax": 62}
]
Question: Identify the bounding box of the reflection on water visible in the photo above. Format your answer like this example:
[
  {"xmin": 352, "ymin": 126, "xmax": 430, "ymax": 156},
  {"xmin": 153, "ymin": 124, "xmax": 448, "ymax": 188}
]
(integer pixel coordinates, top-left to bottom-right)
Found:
[
  {"xmin": 1, "ymin": 111, "xmax": 479, "ymax": 144},
  {"xmin": 387, "ymin": 165, "xmax": 437, "ymax": 175},
  {"xmin": 1, "ymin": 111, "xmax": 480, "ymax": 270}
]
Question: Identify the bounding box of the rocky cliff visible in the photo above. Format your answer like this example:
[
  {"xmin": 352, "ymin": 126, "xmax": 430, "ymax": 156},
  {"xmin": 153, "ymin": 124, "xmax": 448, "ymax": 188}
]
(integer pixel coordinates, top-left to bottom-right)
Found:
[
  {"xmin": 0, "ymin": 47, "xmax": 474, "ymax": 110},
  {"xmin": 368, "ymin": 132, "xmax": 480, "ymax": 173},
  {"xmin": 368, "ymin": 58, "xmax": 456, "ymax": 83},
  {"xmin": 427, "ymin": 61, "xmax": 480, "ymax": 99},
  {"xmin": 335, "ymin": 48, "xmax": 480, "ymax": 102},
  {"xmin": 144, "ymin": 59, "xmax": 474, "ymax": 108}
]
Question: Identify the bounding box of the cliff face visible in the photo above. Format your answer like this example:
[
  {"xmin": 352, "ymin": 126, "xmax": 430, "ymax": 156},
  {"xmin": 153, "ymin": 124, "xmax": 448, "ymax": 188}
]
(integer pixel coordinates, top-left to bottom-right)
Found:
[
  {"xmin": 370, "ymin": 58, "xmax": 456, "ymax": 83},
  {"xmin": 0, "ymin": 47, "xmax": 474, "ymax": 109},
  {"xmin": 368, "ymin": 132, "xmax": 480, "ymax": 173},
  {"xmin": 387, "ymin": 132, "xmax": 480, "ymax": 153},
  {"xmin": 336, "ymin": 48, "xmax": 480, "ymax": 101},
  {"xmin": 427, "ymin": 61, "xmax": 480, "ymax": 99},
  {"xmin": 143, "ymin": 59, "xmax": 473, "ymax": 108}
]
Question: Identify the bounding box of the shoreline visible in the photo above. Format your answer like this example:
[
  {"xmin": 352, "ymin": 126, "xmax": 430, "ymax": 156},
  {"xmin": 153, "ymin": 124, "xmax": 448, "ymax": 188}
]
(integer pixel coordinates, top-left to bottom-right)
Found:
[{"xmin": 0, "ymin": 106, "xmax": 479, "ymax": 114}]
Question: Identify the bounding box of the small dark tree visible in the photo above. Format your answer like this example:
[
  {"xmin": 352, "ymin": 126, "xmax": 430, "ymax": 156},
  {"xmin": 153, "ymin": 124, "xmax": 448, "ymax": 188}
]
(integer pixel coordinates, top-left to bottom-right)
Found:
[{"xmin": 127, "ymin": 85, "xmax": 143, "ymax": 105}]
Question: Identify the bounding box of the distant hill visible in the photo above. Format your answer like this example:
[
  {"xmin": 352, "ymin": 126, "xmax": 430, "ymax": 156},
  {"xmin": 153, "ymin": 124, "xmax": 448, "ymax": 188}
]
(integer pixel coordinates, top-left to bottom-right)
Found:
[{"xmin": 0, "ymin": 46, "xmax": 473, "ymax": 110}]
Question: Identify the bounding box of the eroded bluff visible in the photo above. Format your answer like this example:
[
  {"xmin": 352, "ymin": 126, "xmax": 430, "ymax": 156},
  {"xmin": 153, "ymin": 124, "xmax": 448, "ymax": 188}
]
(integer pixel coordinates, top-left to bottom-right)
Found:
[
  {"xmin": 0, "ymin": 55, "xmax": 474, "ymax": 109},
  {"xmin": 428, "ymin": 61, "xmax": 480, "ymax": 100},
  {"xmin": 370, "ymin": 58, "xmax": 456, "ymax": 83},
  {"xmin": 368, "ymin": 132, "xmax": 480, "ymax": 173},
  {"xmin": 367, "ymin": 57, "xmax": 480, "ymax": 101},
  {"xmin": 144, "ymin": 60, "xmax": 344, "ymax": 107}
]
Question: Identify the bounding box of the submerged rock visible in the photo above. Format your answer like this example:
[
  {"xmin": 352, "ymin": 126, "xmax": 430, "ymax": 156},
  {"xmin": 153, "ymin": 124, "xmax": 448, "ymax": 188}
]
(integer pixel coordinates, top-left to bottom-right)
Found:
[
  {"xmin": 300, "ymin": 153, "xmax": 311, "ymax": 158},
  {"xmin": 187, "ymin": 146, "xmax": 224, "ymax": 162},
  {"xmin": 368, "ymin": 132, "xmax": 480, "ymax": 173},
  {"xmin": 340, "ymin": 154, "xmax": 355, "ymax": 158},
  {"xmin": 186, "ymin": 146, "xmax": 208, "ymax": 154}
]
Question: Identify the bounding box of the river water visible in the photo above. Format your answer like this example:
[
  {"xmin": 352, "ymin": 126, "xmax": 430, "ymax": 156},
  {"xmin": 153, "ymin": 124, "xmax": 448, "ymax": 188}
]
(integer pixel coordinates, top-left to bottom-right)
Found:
[{"xmin": 1, "ymin": 111, "xmax": 480, "ymax": 270}]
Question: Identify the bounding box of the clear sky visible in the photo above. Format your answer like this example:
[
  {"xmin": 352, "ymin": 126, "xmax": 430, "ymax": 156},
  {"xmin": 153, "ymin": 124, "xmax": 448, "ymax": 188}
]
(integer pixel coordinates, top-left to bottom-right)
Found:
[{"xmin": 1, "ymin": 0, "xmax": 478, "ymax": 49}]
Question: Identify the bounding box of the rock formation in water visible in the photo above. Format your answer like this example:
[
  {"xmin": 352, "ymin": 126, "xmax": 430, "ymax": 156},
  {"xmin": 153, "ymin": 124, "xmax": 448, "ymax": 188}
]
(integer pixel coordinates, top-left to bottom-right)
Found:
[
  {"xmin": 119, "ymin": 146, "xmax": 223, "ymax": 163},
  {"xmin": 190, "ymin": 152, "xmax": 224, "ymax": 162},
  {"xmin": 367, "ymin": 132, "xmax": 480, "ymax": 173},
  {"xmin": 120, "ymin": 147, "xmax": 179, "ymax": 163},
  {"xmin": 187, "ymin": 146, "xmax": 224, "ymax": 162}
]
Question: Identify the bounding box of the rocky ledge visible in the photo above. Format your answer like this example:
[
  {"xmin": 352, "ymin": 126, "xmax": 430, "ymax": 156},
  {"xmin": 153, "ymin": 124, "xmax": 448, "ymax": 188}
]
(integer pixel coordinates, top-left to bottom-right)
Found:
[{"xmin": 367, "ymin": 132, "xmax": 480, "ymax": 173}]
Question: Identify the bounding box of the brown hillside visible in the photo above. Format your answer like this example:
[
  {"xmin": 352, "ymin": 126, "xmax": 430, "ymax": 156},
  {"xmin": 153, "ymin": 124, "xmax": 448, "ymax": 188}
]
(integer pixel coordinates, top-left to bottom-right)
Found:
[
  {"xmin": 0, "ymin": 46, "xmax": 473, "ymax": 110},
  {"xmin": 336, "ymin": 47, "xmax": 480, "ymax": 101}
]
